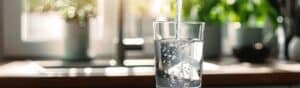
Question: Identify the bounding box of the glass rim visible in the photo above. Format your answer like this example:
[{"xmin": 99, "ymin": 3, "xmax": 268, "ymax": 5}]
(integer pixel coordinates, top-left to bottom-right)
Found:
[{"xmin": 153, "ymin": 21, "xmax": 205, "ymax": 25}]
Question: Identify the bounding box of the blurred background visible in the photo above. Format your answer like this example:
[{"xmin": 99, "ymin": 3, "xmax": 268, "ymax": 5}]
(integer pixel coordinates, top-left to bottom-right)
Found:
[
  {"xmin": 2, "ymin": 0, "xmax": 284, "ymax": 59},
  {"xmin": 1, "ymin": 0, "xmax": 300, "ymax": 88},
  {"xmin": 1, "ymin": 0, "xmax": 284, "ymax": 62}
]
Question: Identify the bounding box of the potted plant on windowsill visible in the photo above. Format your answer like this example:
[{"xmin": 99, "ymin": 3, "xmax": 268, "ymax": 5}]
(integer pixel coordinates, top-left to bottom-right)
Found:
[
  {"xmin": 28, "ymin": 0, "xmax": 97, "ymax": 61},
  {"xmin": 58, "ymin": 0, "xmax": 97, "ymax": 61},
  {"xmin": 231, "ymin": 0, "xmax": 278, "ymax": 63}
]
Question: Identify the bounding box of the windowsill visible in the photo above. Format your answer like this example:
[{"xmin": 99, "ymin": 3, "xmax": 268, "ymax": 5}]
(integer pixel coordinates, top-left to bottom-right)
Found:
[{"xmin": 0, "ymin": 58, "xmax": 300, "ymax": 87}]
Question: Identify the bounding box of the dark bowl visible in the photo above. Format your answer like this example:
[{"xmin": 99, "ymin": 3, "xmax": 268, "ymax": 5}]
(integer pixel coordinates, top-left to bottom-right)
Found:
[{"xmin": 233, "ymin": 43, "xmax": 270, "ymax": 63}]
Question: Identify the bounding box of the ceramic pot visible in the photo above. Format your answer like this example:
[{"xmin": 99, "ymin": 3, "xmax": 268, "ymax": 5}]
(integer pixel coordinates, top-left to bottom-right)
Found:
[
  {"xmin": 203, "ymin": 24, "xmax": 222, "ymax": 59},
  {"xmin": 64, "ymin": 21, "xmax": 90, "ymax": 61},
  {"xmin": 233, "ymin": 28, "xmax": 270, "ymax": 63},
  {"xmin": 288, "ymin": 35, "xmax": 300, "ymax": 61}
]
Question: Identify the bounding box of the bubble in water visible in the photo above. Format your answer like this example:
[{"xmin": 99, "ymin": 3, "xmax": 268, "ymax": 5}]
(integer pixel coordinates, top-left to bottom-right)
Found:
[
  {"xmin": 172, "ymin": 56, "xmax": 176, "ymax": 60},
  {"xmin": 172, "ymin": 51, "xmax": 176, "ymax": 54},
  {"xmin": 155, "ymin": 39, "xmax": 203, "ymax": 88},
  {"xmin": 162, "ymin": 47, "xmax": 167, "ymax": 52},
  {"xmin": 167, "ymin": 61, "xmax": 170, "ymax": 64},
  {"xmin": 163, "ymin": 53, "xmax": 167, "ymax": 57},
  {"xmin": 162, "ymin": 60, "xmax": 167, "ymax": 64}
]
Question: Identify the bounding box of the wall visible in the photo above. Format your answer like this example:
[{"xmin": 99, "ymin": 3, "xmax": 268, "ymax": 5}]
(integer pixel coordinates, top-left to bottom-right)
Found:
[{"xmin": 0, "ymin": 0, "xmax": 3, "ymax": 58}]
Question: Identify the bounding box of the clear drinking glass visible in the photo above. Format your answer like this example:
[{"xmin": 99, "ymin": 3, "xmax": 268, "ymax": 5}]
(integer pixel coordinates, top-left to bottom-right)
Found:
[{"xmin": 154, "ymin": 21, "xmax": 205, "ymax": 88}]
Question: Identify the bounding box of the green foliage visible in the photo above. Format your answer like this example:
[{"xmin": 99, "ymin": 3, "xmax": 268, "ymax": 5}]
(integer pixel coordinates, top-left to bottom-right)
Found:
[
  {"xmin": 170, "ymin": 0, "xmax": 279, "ymax": 29},
  {"xmin": 25, "ymin": 0, "xmax": 58, "ymax": 12},
  {"xmin": 170, "ymin": 0, "xmax": 232, "ymax": 24},
  {"xmin": 26, "ymin": 0, "xmax": 97, "ymax": 22},
  {"xmin": 232, "ymin": 0, "xmax": 278, "ymax": 29}
]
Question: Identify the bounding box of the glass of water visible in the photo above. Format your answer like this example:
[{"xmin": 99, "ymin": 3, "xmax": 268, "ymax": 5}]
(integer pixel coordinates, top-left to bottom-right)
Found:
[{"xmin": 153, "ymin": 21, "xmax": 205, "ymax": 88}]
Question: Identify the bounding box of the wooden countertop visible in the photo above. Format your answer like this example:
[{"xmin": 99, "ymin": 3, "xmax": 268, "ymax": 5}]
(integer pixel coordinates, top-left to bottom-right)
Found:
[{"xmin": 0, "ymin": 58, "xmax": 300, "ymax": 88}]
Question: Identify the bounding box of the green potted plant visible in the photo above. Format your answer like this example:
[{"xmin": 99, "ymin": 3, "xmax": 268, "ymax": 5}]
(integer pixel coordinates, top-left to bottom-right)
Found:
[
  {"xmin": 27, "ymin": 0, "xmax": 97, "ymax": 61},
  {"xmin": 231, "ymin": 0, "xmax": 278, "ymax": 63}
]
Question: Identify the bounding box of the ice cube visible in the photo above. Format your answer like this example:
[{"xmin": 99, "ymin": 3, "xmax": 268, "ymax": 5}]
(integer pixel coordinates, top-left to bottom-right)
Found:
[{"xmin": 167, "ymin": 62, "xmax": 199, "ymax": 80}]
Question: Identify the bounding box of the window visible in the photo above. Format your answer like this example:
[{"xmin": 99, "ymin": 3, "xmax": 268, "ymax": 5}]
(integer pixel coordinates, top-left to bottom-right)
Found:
[
  {"xmin": 2, "ymin": 0, "xmax": 170, "ymax": 60},
  {"xmin": 2, "ymin": 0, "xmax": 119, "ymax": 58},
  {"xmin": 122, "ymin": 0, "xmax": 170, "ymax": 58},
  {"xmin": 22, "ymin": 0, "xmax": 104, "ymax": 42}
]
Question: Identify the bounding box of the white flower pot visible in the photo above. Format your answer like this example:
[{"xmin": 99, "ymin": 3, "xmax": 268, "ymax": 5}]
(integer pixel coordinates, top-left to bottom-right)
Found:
[{"xmin": 288, "ymin": 36, "xmax": 300, "ymax": 61}]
